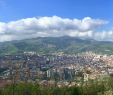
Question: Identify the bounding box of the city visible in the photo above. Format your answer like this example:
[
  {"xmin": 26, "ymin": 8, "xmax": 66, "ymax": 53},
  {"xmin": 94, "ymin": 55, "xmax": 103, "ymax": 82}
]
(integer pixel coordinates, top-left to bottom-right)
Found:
[
  {"xmin": 0, "ymin": 52, "xmax": 113, "ymax": 88},
  {"xmin": 0, "ymin": 0, "xmax": 113, "ymax": 94}
]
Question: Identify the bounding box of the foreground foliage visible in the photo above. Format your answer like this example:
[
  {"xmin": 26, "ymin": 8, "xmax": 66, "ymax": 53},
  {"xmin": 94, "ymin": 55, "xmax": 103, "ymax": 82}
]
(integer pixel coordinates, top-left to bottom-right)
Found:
[{"xmin": 0, "ymin": 77, "xmax": 113, "ymax": 95}]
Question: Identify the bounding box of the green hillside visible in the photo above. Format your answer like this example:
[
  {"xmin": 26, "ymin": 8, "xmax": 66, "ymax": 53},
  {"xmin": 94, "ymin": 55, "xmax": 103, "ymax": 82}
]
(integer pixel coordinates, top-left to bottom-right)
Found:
[{"xmin": 0, "ymin": 36, "xmax": 113, "ymax": 55}]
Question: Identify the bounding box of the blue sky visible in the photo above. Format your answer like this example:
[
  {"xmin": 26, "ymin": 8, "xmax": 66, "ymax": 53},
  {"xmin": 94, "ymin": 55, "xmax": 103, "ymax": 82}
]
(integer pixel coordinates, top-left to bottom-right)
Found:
[
  {"xmin": 0, "ymin": 0, "xmax": 113, "ymax": 42},
  {"xmin": 0, "ymin": 0, "xmax": 112, "ymax": 22}
]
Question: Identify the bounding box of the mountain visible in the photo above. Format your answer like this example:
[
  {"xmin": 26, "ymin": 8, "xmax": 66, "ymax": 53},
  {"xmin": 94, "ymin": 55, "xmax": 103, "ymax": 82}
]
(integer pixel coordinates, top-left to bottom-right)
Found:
[{"xmin": 0, "ymin": 36, "xmax": 113, "ymax": 55}]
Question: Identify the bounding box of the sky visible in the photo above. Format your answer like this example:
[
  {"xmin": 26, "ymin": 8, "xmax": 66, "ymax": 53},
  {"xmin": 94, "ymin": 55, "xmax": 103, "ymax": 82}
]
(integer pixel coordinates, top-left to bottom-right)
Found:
[{"xmin": 0, "ymin": 0, "xmax": 113, "ymax": 42}]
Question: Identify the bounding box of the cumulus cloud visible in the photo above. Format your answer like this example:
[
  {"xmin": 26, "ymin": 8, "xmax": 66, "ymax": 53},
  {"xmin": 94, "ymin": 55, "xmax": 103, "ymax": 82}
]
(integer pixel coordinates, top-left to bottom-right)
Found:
[{"xmin": 0, "ymin": 16, "xmax": 112, "ymax": 42}]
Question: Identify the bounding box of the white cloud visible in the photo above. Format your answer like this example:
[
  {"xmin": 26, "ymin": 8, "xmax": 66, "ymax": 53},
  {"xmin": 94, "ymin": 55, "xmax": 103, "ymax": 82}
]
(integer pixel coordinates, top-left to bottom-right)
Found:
[
  {"xmin": 0, "ymin": 16, "xmax": 112, "ymax": 42},
  {"xmin": 93, "ymin": 31, "xmax": 113, "ymax": 41}
]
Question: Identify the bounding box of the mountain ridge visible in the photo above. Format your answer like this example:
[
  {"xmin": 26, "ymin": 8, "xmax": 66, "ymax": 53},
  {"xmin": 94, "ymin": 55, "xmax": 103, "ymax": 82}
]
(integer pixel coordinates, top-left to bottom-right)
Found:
[{"xmin": 0, "ymin": 36, "xmax": 113, "ymax": 55}]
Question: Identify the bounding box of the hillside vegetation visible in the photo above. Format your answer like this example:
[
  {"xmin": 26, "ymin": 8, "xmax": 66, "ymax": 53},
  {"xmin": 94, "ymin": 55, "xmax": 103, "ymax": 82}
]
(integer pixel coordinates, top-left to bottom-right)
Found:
[
  {"xmin": 0, "ymin": 77, "xmax": 113, "ymax": 95},
  {"xmin": 0, "ymin": 36, "xmax": 113, "ymax": 55}
]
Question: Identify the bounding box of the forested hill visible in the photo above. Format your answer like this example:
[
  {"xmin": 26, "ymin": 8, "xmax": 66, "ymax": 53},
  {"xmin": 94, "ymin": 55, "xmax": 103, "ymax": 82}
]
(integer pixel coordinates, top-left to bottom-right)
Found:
[{"xmin": 0, "ymin": 36, "xmax": 113, "ymax": 55}]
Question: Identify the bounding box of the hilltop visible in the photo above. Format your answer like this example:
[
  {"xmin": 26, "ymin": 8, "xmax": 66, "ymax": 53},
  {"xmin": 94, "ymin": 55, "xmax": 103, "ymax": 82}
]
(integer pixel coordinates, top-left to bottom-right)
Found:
[{"xmin": 0, "ymin": 36, "xmax": 113, "ymax": 55}]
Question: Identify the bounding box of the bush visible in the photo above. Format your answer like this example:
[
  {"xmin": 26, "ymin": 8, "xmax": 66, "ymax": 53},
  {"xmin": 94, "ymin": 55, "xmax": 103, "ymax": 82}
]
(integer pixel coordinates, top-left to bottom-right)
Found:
[{"xmin": 0, "ymin": 77, "xmax": 113, "ymax": 95}]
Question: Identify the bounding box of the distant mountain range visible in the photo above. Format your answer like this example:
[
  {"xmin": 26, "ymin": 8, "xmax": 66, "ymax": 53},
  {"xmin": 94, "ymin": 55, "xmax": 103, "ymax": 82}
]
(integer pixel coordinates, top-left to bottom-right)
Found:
[{"xmin": 0, "ymin": 36, "xmax": 113, "ymax": 55}]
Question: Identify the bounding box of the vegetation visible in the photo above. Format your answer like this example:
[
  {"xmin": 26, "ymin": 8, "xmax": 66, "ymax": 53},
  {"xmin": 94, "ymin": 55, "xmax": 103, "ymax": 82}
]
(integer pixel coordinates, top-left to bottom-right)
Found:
[
  {"xmin": 0, "ymin": 36, "xmax": 113, "ymax": 55},
  {"xmin": 1, "ymin": 76, "xmax": 113, "ymax": 95}
]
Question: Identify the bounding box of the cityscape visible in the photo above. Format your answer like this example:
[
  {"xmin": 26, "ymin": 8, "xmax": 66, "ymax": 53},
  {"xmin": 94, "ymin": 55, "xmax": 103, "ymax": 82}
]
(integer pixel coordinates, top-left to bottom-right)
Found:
[
  {"xmin": 0, "ymin": 51, "xmax": 113, "ymax": 88},
  {"xmin": 0, "ymin": 0, "xmax": 113, "ymax": 95}
]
